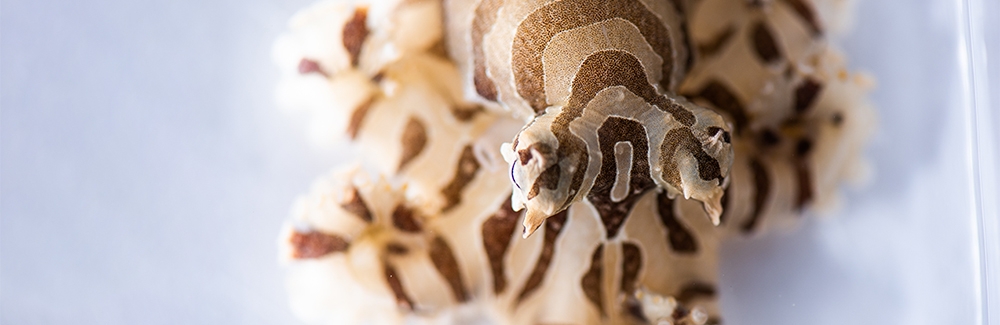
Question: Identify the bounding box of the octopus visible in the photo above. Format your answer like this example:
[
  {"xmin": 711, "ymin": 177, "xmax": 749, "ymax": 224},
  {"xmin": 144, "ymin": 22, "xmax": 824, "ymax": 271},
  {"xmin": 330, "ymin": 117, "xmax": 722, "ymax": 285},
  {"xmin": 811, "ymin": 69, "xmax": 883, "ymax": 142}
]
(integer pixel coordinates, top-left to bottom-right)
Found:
[{"xmin": 272, "ymin": 0, "xmax": 875, "ymax": 324}]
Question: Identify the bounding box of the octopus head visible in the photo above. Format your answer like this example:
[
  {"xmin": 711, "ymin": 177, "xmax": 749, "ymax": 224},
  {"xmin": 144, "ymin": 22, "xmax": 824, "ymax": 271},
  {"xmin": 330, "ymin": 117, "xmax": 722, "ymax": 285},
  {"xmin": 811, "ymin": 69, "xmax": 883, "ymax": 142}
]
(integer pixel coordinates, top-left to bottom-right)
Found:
[
  {"xmin": 501, "ymin": 118, "xmax": 576, "ymax": 238},
  {"xmin": 674, "ymin": 100, "xmax": 735, "ymax": 225}
]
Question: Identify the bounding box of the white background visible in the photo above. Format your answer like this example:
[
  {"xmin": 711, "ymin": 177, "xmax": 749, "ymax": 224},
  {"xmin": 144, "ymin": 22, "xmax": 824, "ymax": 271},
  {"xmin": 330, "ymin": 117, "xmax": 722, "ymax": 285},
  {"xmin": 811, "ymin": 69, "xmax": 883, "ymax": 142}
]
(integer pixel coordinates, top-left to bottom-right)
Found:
[{"xmin": 1, "ymin": 0, "xmax": 996, "ymax": 324}]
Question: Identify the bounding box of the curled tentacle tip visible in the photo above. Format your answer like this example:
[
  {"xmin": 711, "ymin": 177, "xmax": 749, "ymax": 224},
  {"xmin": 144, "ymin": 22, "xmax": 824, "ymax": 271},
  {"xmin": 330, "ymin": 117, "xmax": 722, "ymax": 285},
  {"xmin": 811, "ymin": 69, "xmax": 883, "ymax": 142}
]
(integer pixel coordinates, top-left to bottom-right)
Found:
[
  {"xmin": 702, "ymin": 195, "xmax": 724, "ymax": 226},
  {"xmin": 521, "ymin": 226, "xmax": 537, "ymax": 239},
  {"xmin": 521, "ymin": 209, "xmax": 547, "ymax": 238},
  {"xmin": 522, "ymin": 222, "xmax": 543, "ymax": 238}
]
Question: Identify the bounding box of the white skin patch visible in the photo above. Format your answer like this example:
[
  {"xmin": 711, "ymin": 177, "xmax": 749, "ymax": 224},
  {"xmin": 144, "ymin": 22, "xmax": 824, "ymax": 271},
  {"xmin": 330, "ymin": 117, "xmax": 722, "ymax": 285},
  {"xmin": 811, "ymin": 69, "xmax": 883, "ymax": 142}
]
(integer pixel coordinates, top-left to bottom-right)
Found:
[{"xmin": 610, "ymin": 141, "xmax": 633, "ymax": 202}]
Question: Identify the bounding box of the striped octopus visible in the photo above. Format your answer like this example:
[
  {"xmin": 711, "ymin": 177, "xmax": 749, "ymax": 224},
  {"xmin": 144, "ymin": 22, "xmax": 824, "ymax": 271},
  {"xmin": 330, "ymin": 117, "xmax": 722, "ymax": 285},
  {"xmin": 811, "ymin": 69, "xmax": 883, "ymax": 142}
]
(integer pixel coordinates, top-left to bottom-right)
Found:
[{"xmin": 272, "ymin": 0, "xmax": 875, "ymax": 324}]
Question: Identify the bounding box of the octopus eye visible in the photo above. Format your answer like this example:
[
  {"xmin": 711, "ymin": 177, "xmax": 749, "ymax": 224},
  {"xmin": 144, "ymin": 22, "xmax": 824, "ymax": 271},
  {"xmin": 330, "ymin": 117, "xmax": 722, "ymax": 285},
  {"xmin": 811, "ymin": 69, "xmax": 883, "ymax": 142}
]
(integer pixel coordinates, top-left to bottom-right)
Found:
[
  {"xmin": 510, "ymin": 163, "xmax": 521, "ymax": 189},
  {"xmin": 708, "ymin": 127, "xmax": 731, "ymax": 143}
]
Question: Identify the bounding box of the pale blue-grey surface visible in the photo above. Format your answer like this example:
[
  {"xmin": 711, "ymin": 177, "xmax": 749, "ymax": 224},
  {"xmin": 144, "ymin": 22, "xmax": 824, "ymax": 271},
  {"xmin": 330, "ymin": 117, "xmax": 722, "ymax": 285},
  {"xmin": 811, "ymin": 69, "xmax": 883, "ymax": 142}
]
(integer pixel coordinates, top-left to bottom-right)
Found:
[
  {"xmin": 1, "ymin": 0, "xmax": 329, "ymax": 324},
  {"xmin": 1, "ymin": 0, "xmax": 994, "ymax": 324}
]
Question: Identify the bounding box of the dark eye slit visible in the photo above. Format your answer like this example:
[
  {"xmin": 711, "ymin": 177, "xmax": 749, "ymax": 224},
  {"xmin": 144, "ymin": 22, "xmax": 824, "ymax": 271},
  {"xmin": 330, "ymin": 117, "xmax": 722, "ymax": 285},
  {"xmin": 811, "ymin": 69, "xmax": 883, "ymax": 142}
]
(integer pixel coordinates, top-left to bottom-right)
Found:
[{"xmin": 511, "ymin": 162, "xmax": 521, "ymax": 189}]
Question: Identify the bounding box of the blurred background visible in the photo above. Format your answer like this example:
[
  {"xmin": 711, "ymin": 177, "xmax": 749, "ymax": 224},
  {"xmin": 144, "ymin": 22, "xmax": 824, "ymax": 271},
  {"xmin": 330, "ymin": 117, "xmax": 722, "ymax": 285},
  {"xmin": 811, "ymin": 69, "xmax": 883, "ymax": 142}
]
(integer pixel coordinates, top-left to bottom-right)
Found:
[{"xmin": 2, "ymin": 0, "xmax": 997, "ymax": 324}]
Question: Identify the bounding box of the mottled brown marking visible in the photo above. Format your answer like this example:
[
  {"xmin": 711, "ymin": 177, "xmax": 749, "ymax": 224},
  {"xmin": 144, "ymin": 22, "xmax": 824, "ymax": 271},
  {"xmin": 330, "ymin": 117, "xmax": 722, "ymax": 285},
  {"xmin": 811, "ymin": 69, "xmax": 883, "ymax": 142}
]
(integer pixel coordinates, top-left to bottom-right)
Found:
[
  {"xmin": 796, "ymin": 138, "xmax": 813, "ymax": 156},
  {"xmin": 564, "ymin": 50, "xmax": 696, "ymax": 126},
  {"xmin": 517, "ymin": 149, "xmax": 534, "ymax": 166},
  {"xmin": 697, "ymin": 25, "xmax": 736, "ymax": 57},
  {"xmin": 342, "ymin": 7, "xmax": 369, "ymax": 67},
  {"xmin": 386, "ymin": 242, "xmax": 409, "ymax": 255},
  {"xmin": 297, "ymin": 58, "xmax": 327, "ymax": 76},
  {"xmin": 741, "ymin": 158, "xmax": 770, "ymax": 233},
  {"xmin": 687, "ymin": 80, "xmax": 748, "ymax": 133},
  {"xmin": 384, "ymin": 264, "xmax": 414, "ymax": 309},
  {"xmin": 517, "ymin": 143, "xmax": 553, "ymax": 166},
  {"xmin": 751, "ymin": 21, "xmax": 782, "ymax": 64},
  {"xmin": 346, "ymin": 97, "xmax": 376, "ymax": 140},
  {"xmin": 581, "ymin": 245, "xmax": 605, "ymax": 315},
  {"xmin": 471, "ymin": 0, "xmax": 504, "ymax": 101},
  {"xmin": 451, "ymin": 105, "xmax": 484, "ymax": 122},
  {"xmin": 398, "ymin": 117, "xmax": 428, "ymax": 171},
  {"xmin": 659, "ymin": 128, "xmax": 724, "ymax": 189},
  {"xmin": 482, "ymin": 196, "xmax": 521, "ymax": 294},
  {"xmin": 620, "ymin": 243, "xmax": 643, "ymax": 294},
  {"xmin": 392, "ymin": 205, "xmax": 422, "ymax": 233},
  {"xmin": 758, "ymin": 129, "xmax": 781, "ymax": 147},
  {"xmin": 707, "ymin": 316, "xmax": 724, "ymax": 325},
  {"xmin": 428, "ymin": 37, "xmax": 450, "ymax": 59},
  {"xmin": 794, "ymin": 79, "xmax": 823, "ymax": 113},
  {"xmin": 676, "ymin": 282, "xmax": 717, "ymax": 304},
  {"xmin": 782, "ymin": 0, "xmax": 823, "ymax": 35},
  {"xmin": 588, "ymin": 117, "xmax": 655, "ymax": 238},
  {"xmin": 371, "ymin": 71, "xmax": 385, "ymax": 83},
  {"xmin": 289, "ymin": 231, "xmax": 349, "ymax": 259},
  {"xmin": 672, "ymin": 305, "xmax": 690, "ymax": 320},
  {"xmin": 513, "ymin": 0, "xmax": 678, "ymax": 112},
  {"xmin": 795, "ymin": 157, "xmax": 813, "ymax": 211},
  {"xmin": 440, "ymin": 145, "xmax": 481, "ymax": 212},
  {"xmin": 429, "ymin": 236, "xmax": 470, "ymax": 302},
  {"xmin": 340, "ymin": 186, "xmax": 373, "ymax": 222},
  {"xmin": 527, "ymin": 163, "xmax": 561, "ymax": 200},
  {"xmin": 517, "ymin": 211, "xmax": 568, "ymax": 302},
  {"xmin": 656, "ymin": 191, "xmax": 698, "ymax": 253}
]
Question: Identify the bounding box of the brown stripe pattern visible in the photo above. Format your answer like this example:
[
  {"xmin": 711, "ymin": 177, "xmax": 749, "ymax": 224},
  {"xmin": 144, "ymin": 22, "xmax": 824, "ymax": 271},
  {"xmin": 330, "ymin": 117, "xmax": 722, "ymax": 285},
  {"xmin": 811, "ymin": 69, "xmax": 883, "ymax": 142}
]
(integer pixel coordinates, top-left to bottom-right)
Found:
[
  {"xmin": 288, "ymin": 231, "xmax": 350, "ymax": 259},
  {"xmin": 471, "ymin": 0, "xmax": 504, "ymax": 101},
  {"xmin": 429, "ymin": 236, "xmax": 470, "ymax": 302},
  {"xmin": 481, "ymin": 196, "xmax": 521, "ymax": 294},
  {"xmin": 278, "ymin": 0, "xmax": 868, "ymax": 321},
  {"xmin": 398, "ymin": 117, "xmax": 428, "ymax": 171},
  {"xmin": 750, "ymin": 21, "xmax": 782, "ymax": 64},
  {"xmin": 588, "ymin": 117, "xmax": 656, "ymax": 239},
  {"xmin": 511, "ymin": 0, "xmax": 681, "ymax": 112},
  {"xmin": 516, "ymin": 210, "xmax": 569, "ymax": 302},
  {"xmin": 287, "ymin": 169, "xmax": 493, "ymax": 314},
  {"xmin": 508, "ymin": 47, "xmax": 732, "ymax": 236},
  {"xmin": 656, "ymin": 191, "xmax": 698, "ymax": 253},
  {"xmin": 697, "ymin": 25, "xmax": 737, "ymax": 58},
  {"xmin": 340, "ymin": 186, "xmax": 373, "ymax": 223},
  {"xmin": 346, "ymin": 97, "xmax": 376, "ymax": 140},
  {"xmin": 440, "ymin": 145, "xmax": 481, "ymax": 212},
  {"xmin": 782, "ymin": 0, "xmax": 823, "ymax": 35},
  {"xmin": 384, "ymin": 264, "xmax": 415, "ymax": 309},
  {"xmin": 794, "ymin": 78, "xmax": 823, "ymax": 113},
  {"xmin": 620, "ymin": 243, "xmax": 643, "ymax": 294},
  {"xmin": 580, "ymin": 244, "xmax": 605, "ymax": 316},
  {"xmin": 392, "ymin": 204, "xmax": 422, "ymax": 233},
  {"xmin": 659, "ymin": 127, "xmax": 725, "ymax": 187},
  {"xmin": 687, "ymin": 80, "xmax": 749, "ymax": 133},
  {"xmin": 741, "ymin": 158, "xmax": 771, "ymax": 233},
  {"xmin": 342, "ymin": 7, "xmax": 369, "ymax": 67},
  {"xmin": 794, "ymin": 139, "xmax": 814, "ymax": 210},
  {"xmin": 676, "ymin": 282, "xmax": 717, "ymax": 304}
]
